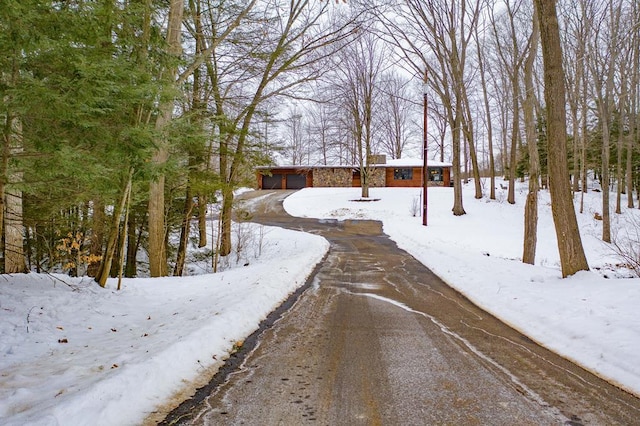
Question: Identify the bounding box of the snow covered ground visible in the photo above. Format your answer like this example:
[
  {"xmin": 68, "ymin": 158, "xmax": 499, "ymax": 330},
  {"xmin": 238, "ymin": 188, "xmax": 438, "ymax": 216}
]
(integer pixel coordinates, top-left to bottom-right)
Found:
[{"xmin": 1, "ymin": 179, "xmax": 639, "ymax": 425}]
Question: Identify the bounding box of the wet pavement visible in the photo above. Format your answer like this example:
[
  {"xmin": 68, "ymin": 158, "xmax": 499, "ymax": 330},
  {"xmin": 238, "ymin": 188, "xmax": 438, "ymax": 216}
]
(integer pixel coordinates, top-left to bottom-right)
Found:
[{"xmin": 159, "ymin": 190, "xmax": 640, "ymax": 425}]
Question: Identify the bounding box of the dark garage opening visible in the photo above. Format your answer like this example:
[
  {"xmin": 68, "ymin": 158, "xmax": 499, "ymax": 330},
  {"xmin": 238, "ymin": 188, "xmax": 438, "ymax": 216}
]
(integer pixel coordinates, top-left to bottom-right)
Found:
[
  {"xmin": 262, "ymin": 174, "xmax": 283, "ymax": 189},
  {"xmin": 286, "ymin": 174, "xmax": 307, "ymax": 189}
]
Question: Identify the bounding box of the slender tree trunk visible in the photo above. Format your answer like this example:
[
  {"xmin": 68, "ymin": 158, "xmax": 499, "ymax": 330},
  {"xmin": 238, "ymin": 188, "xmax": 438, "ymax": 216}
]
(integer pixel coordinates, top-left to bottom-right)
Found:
[
  {"xmin": 87, "ymin": 199, "xmax": 105, "ymax": 277},
  {"xmin": 499, "ymin": 79, "xmax": 510, "ymax": 179},
  {"xmin": 174, "ymin": 184, "xmax": 194, "ymax": 276},
  {"xmin": 197, "ymin": 194, "xmax": 208, "ymax": 248},
  {"xmin": 616, "ymin": 79, "xmax": 626, "ymax": 215},
  {"xmin": 461, "ymin": 84, "xmax": 482, "ymax": 199},
  {"xmin": 523, "ymin": 5, "xmax": 540, "ymax": 265},
  {"xmin": 95, "ymin": 169, "xmax": 134, "ymax": 287},
  {"xmin": 190, "ymin": 0, "xmax": 208, "ymax": 250},
  {"xmin": 579, "ymin": 38, "xmax": 589, "ymax": 213},
  {"xmin": 219, "ymin": 185, "xmax": 234, "ymax": 257},
  {"xmin": 535, "ymin": 0, "xmax": 589, "ymax": 277},
  {"xmin": 601, "ymin": 113, "xmax": 612, "ymax": 242},
  {"xmin": 627, "ymin": 87, "xmax": 637, "ymax": 209},
  {"xmin": 125, "ymin": 211, "xmax": 137, "ymax": 277},
  {"xmin": 508, "ymin": 85, "xmax": 520, "ymax": 205},
  {"xmin": 627, "ymin": 12, "xmax": 638, "ymax": 209},
  {"xmin": 475, "ymin": 32, "xmax": 496, "ymax": 200},
  {"xmin": 599, "ymin": 2, "xmax": 621, "ymax": 242},
  {"xmin": 116, "ymin": 181, "xmax": 132, "ymax": 291}
]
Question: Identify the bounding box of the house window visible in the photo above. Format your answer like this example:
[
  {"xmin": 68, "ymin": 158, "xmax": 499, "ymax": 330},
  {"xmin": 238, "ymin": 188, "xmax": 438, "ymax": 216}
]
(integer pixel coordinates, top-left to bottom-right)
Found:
[
  {"xmin": 393, "ymin": 168, "xmax": 413, "ymax": 180},
  {"xmin": 429, "ymin": 167, "xmax": 443, "ymax": 182}
]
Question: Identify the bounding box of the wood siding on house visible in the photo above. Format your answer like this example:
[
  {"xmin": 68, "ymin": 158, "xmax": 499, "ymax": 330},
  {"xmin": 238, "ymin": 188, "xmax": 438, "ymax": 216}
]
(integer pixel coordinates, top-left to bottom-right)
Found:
[
  {"xmin": 256, "ymin": 165, "xmax": 450, "ymax": 189},
  {"xmin": 385, "ymin": 167, "xmax": 423, "ymax": 187},
  {"xmin": 384, "ymin": 166, "xmax": 451, "ymax": 187}
]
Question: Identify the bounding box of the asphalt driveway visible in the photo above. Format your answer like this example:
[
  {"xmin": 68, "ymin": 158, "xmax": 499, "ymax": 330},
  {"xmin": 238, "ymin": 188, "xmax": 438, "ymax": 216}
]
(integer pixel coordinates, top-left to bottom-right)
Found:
[{"xmin": 159, "ymin": 190, "xmax": 640, "ymax": 425}]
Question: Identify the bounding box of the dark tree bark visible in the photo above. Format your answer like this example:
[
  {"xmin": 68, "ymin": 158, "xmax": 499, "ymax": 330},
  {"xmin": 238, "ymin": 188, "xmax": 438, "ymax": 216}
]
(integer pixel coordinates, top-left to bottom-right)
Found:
[
  {"xmin": 148, "ymin": 0, "xmax": 184, "ymax": 277},
  {"xmin": 535, "ymin": 0, "xmax": 589, "ymax": 277},
  {"xmin": 522, "ymin": 3, "xmax": 540, "ymax": 265},
  {"xmin": 87, "ymin": 199, "xmax": 105, "ymax": 277},
  {"xmin": 173, "ymin": 185, "xmax": 194, "ymax": 277}
]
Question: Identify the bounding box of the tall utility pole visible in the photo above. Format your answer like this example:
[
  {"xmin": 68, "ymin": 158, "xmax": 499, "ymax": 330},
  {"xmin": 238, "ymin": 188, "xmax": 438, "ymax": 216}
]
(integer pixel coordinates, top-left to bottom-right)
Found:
[{"xmin": 423, "ymin": 71, "xmax": 428, "ymax": 226}]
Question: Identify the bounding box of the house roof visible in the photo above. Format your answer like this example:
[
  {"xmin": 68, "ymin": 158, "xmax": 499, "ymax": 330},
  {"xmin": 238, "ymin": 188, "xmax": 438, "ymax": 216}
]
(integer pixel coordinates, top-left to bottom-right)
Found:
[
  {"xmin": 385, "ymin": 158, "xmax": 452, "ymax": 168},
  {"xmin": 256, "ymin": 158, "xmax": 452, "ymax": 170}
]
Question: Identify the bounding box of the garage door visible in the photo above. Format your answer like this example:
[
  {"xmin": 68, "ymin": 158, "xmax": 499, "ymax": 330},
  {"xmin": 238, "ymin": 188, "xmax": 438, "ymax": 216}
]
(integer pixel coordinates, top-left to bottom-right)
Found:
[
  {"xmin": 286, "ymin": 174, "xmax": 307, "ymax": 189},
  {"xmin": 262, "ymin": 174, "xmax": 283, "ymax": 189}
]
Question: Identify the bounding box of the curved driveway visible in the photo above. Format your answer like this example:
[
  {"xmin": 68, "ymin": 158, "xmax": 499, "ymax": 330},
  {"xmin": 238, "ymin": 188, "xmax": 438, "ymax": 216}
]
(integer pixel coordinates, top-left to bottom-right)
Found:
[{"xmin": 162, "ymin": 190, "xmax": 640, "ymax": 425}]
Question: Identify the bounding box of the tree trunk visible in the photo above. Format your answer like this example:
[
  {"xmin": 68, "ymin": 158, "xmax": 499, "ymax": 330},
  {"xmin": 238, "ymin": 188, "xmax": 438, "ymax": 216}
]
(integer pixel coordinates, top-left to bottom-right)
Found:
[
  {"xmin": 4, "ymin": 176, "xmax": 25, "ymax": 273},
  {"xmin": 579, "ymin": 32, "xmax": 589, "ymax": 213},
  {"xmin": 148, "ymin": 0, "xmax": 184, "ymax": 277},
  {"xmin": 197, "ymin": 194, "xmax": 208, "ymax": 248},
  {"xmin": 627, "ymin": 81, "xmax": 637, "ymax": 208},
  {"xmin": 95, "ymin": 169, "xmax": 133, "ymax": 287},
  {"xmin": 174, "ymin": 184, "xmax": 194, "ymax": 276},
  {"xmin": 125, "ymin": 212, "xmax": 138, "ymax": 278},
  {"xmin": 522, "ymin": 5, "xmax": 540, "ymax": 266},
  {"xmin": 627, "ymin": 9, "xmax": 638, "ymax": 209},
  {"xmin": 87, "ymin": 199, "xmax": 105, "ymax": 277},
  {"xmin": 535, "ymin": 0, "xmax": 589, "ymax": 277},
  {"xmin": 452, "ymin": 97, "xmax": 466, "ymax": 216},
  {"xmin": 616, "ymin": 78, "xmax": 626, "ymax": 215},
  {"xmin": 116, "ymin": 180, "xmax": 132, "ymax": 291},
  {"xmin": 475, "ymin": 30, "xmax": 496, "ymax": 200},
  {"xmin": 219, "ymin": 184, "xmax": 234, "ymax": 257},
  {"xmin": 508, "ymin": 84, "xmax": 520, "ymax": 205},
  {"xmin": 1, "ymin": 109, "xmax": 26, "ymax": 273},
  {"xmin": 461, "ymin": 83, "xmax": 482, "ymax": 199}
]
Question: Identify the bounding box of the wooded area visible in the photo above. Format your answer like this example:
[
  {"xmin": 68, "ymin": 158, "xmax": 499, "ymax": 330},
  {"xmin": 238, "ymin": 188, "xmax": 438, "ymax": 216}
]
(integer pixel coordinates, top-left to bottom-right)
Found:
[{"xmin": 1, "ymin": 0, "xmax": 638, "ymax": 280}]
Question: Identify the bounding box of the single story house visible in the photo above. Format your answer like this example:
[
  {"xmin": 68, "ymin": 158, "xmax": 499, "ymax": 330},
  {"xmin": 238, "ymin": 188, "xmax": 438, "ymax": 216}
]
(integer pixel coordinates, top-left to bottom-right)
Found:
[{"xmin": 256, "ymin": 157, "xmax": 452, "ymax": 190}]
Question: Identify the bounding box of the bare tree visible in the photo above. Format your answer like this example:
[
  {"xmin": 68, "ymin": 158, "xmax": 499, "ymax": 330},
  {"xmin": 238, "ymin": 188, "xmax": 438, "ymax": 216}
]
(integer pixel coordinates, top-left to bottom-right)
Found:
[
  {"xmin": 306, "ymin": 101, "xmax": 335, "ymax": 165},
  {"xmin": 559, "ymin": 0, "xmax": 591, "ymax": 213},
  {"xmin": 474, "ymin": 11, "xmax": 496, "ymax": 200},
  {"xmin": 534, "ymin": 0, "xmax": 589, "ymax": 277},
  {"xmin": 285, "ymin": 110, "xmax": 306, "ymax": 165},
  {"xmin": 211, "ymin": 0, "xmax": 356, "ymax": 256},
  {"xmin": 378, "ymin": 71, "xmax": 415, "ymax": 159},
  {"xmin": 378, "ymin": 0, "xmax": 483, "ymax": 214},
  {"xmin": 489, "ymin": 0, "xmax": 530, "ymax": 205},
  {"xmin": 586, "ymin": 0, "xmax": 623, "ymax": 243},
  {"xmin": 331, "ymin": 31, "xmax": 385, "ymax": 198}
]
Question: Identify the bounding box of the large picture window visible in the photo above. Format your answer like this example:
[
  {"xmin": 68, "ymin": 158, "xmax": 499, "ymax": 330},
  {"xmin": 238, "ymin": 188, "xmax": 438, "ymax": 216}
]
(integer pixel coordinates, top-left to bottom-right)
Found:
[{"xmin": 393, "ymin": 168, "xmax": 413, "ymax": 180}]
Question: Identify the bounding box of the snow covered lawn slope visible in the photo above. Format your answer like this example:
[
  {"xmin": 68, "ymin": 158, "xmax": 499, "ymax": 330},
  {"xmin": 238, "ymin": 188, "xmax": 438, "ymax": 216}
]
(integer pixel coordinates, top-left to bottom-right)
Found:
[{"xmin": 0, "ymin": 225, "xmax": 328, "ymax": 426}]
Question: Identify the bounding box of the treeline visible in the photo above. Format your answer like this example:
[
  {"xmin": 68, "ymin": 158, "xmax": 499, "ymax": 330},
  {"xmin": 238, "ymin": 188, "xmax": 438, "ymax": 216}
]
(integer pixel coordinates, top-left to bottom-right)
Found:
[{"xmin": 0, "ymin": 1, "xmax": 355, "ymax": 280}]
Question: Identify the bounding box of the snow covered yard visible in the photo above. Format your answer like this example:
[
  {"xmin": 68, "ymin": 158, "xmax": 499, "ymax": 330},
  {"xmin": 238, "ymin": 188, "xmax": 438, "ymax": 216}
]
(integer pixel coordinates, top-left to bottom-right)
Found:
[
  {"xmin": 0, "ymin": 226, "xmax": 328, "ymax": 426},
  {"xmin": 1, "ymin": 179, "xmax": 639, "ymax": 425}
]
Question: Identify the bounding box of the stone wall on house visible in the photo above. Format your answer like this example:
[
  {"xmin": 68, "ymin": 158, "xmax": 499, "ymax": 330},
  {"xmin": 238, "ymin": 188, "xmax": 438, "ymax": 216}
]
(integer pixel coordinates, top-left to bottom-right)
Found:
[
  {"xmin": 312, "ymin": 168, "xmax": 353, "ymax": 187},
  {"xmin": 369, "ymin": 168, "xmax": 386, "ymax": 187}
]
